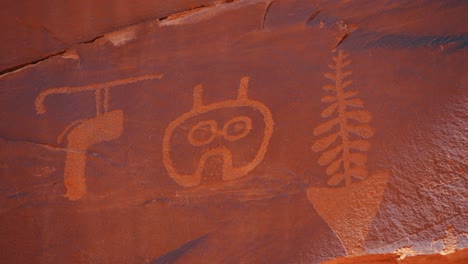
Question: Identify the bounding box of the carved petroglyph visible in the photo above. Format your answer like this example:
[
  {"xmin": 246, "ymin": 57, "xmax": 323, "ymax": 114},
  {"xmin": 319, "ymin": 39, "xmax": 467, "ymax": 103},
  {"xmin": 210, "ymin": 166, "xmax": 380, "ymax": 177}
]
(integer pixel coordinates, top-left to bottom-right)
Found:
[
  {"xmin": 307, "ymin": 50, "xmax": 390, "ymax": 256},
  {"xmin": 35, "ymin": 74, "xmax": 163, "ymax": 200},
  {"xmin": 163, "ymin": 76, "xmax": 274, "ymax": 187},
  {"xmin": 311, "ymin": 49, "xmax": 374, "ymax": 187},
  {"xmin": 35, "ymin": 74, "xmax": 163, "ymax": 114},
  {"xmin": 307, "ymin": 171, "xmax": 389, "ymax": 256}
]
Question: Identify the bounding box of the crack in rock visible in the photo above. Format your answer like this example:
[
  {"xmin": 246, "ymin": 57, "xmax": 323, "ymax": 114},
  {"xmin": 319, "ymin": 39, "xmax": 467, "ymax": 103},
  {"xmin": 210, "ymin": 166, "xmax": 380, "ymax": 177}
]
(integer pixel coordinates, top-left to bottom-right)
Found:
[
  {"xmin": 159, "ymin": 0, "xmax": 267, "ymax": 26},
  {"xmin": 0, "ymin": 50, "xmax": 67, "ymax": 77}
]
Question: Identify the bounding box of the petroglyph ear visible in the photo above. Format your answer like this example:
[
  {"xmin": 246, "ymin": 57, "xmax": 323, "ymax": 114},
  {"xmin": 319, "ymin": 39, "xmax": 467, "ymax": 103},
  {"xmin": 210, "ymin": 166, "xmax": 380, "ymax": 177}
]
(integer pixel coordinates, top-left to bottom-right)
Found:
[
  {"xmin": 237, "ymin": 76, "xmax": 249, "ymax": 101},
  {"xmin": 192, "ymin": 76, "xmax": 250, "ymax": 111},
  {"xmin": 192, "ymin": 84, "xmax": 204, "ymax": 110}
]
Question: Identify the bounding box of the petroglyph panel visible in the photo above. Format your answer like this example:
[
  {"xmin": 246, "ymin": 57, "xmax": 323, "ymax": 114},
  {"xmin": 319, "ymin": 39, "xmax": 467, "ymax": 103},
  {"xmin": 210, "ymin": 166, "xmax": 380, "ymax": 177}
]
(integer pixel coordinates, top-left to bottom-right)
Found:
[{"xmin": 0, "ymin": 1, "xmax": 467, "ymax": 263}]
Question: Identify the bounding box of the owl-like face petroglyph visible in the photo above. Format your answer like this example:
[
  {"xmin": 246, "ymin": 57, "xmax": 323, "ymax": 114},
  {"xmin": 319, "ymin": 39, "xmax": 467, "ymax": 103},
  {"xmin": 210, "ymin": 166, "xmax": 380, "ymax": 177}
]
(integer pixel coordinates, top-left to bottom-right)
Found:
[{"xmin": 162, "ymin": 77, "xmax": 274, "ymax": 187}]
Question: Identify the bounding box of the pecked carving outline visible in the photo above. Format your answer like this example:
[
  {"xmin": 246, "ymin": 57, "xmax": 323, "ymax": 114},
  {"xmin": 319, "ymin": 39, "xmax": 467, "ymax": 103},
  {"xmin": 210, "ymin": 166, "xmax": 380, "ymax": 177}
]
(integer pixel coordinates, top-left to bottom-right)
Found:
[
  {"xmin": 35, "ymin": 73, "xmax": 163, "ymax": 200},
  {"xmin": 162, "ymin": 76, "xmax": 274, "ymax": 187}
]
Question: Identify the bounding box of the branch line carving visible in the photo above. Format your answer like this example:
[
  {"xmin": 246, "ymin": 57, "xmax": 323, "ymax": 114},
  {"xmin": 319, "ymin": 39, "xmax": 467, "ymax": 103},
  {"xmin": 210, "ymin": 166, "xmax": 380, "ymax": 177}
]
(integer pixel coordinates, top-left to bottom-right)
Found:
[{"xmin": 311, "ymin": 49, "xmax": 374, "ymax": 187}]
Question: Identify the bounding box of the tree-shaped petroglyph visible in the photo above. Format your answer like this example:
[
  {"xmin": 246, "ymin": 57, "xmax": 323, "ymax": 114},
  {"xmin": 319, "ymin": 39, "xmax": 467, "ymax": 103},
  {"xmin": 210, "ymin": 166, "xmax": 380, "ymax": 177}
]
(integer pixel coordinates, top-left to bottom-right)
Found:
[
  {"xmin": 307, "ymin": 49, "xmax": 390, "ymax": 256},
  {"xmin": 311, "ymin": 49, "xmax": 375, "ymax": 186}
]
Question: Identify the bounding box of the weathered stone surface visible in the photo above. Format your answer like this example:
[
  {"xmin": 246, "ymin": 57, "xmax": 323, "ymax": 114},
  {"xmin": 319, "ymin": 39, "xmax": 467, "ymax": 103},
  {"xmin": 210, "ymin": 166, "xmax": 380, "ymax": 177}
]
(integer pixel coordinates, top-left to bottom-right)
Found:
[
  {"xmin": 324, "ymin": 248, "xmax": 468, "ymax": 264},
  {"xmin": 0, "ymin": 0, "xmax": 223, "ymax": 72},
  {"xmin": 0, "ymin": 0, "xmax": 467, "ymax": 263}
]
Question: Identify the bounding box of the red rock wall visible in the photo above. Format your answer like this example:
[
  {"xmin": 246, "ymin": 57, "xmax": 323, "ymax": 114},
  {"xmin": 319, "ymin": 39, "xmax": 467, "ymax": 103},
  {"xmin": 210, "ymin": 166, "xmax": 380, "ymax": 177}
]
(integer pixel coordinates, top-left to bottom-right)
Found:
[{"xmin": 0, "ymin": 1, "xmax": 467, "ymax": 263}]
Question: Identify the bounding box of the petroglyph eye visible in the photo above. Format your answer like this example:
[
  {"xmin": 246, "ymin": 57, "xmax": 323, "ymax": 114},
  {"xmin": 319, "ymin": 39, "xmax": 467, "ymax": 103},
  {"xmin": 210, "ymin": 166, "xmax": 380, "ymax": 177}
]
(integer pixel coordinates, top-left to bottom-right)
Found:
[
  {"xmin": 222, "ymin": 116, "xmax": 252, "ymax": 141},
  {"xmin": 188, "ymin": 120, "xmax": 217, "ymax": 146}
]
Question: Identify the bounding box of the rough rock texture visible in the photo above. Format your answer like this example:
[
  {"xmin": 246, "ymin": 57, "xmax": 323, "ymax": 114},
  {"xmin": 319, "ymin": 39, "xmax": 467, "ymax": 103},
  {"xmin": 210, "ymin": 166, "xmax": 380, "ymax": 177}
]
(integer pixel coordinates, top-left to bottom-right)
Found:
[
  {"xmin": 0, "ymin": 0, "xmax": 467, "ymax": 263},
  {"xmin": 323, "ymin": 248, "xmax": 468, "ymax": 264}
]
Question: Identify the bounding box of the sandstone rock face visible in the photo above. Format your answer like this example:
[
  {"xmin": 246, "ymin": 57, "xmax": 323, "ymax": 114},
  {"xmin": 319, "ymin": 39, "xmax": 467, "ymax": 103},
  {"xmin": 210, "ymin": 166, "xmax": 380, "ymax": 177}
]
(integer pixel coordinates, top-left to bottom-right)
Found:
[
  {"xmin": 323, "ymin": 248, "xmax": 468, "ymax": 264},
  {"xmin": 0, "ymin": 1, "xmax": 467, "ymax": 263}
]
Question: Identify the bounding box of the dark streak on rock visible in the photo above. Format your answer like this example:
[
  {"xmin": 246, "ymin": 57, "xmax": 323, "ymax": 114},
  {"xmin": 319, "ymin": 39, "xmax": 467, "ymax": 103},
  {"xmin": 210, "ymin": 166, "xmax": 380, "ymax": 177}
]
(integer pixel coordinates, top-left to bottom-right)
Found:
[
  {"xmin": 150, "ymin": 234, "xmax": 210, "ymax": 264},
  {"xmin": 306, "ymin": 9, "xmax": 322, "ymax": 26},
  {"xmin": 341, "ymin": 28, "xmax": 468, "ymax": 50},
  {"xmin": 0, "ymin": 136, "xmax": 74, "ymax": 152},
  {"xmin": 0, "ymin": 136, "xmax": 104, "ymax": 159},
  {"xmin": 262, "ymin": 1, "xmax": 274, "ymax": 30},
  {"xmin": 334, "ymin": 33, "xmax": 349, "ymax": 49},
  {"xmin": 0, "ymin": 50, "xmax": 66, "ymax": 76},
  {"xmin": 157, "ymin": 5, "xmax": 207, "ymax": 22},
  {"xmin": 367, "ymin": 34, "xmax": 468, "ymax": 49},
  {"xmin": 0, "ymin": 34, "xmax": 105, "ymax": 77},
  {"xmin": 158, "ymin": 0, "xmax": 239, "ymax": 22},
  {"xmin": 139, "ymin": 197, "xmax": 171, "ymax": 206},
  {"xmin": 7, "ymin": 192, "xmax": 30, "ymax": 199},
  {"xmin": 79, "ymin": 35, "xmax": 104, "ymax": 44}
]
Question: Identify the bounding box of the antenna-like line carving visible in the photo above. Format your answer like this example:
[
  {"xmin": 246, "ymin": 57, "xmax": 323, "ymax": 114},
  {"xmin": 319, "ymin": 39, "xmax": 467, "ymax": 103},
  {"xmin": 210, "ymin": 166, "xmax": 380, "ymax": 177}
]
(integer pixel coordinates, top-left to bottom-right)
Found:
[
  {"xmin": 193, "ymin": 84, "xmax": 204, "ymax": 110},
  {"xmin": 238, "ymin": 76, "xmax": 249, "ymax": 100}
]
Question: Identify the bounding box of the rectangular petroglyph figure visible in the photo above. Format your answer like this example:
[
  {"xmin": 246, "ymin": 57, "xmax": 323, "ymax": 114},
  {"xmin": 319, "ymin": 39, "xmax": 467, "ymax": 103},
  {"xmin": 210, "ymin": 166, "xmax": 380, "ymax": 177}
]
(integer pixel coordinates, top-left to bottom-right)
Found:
[{"xmin": 35, "ymin": 74, "xmax": 163, "ymax": 200}]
